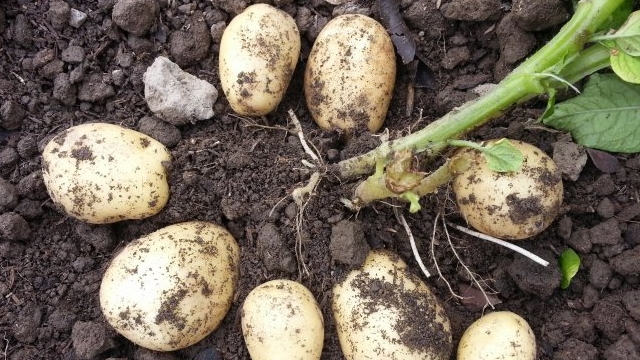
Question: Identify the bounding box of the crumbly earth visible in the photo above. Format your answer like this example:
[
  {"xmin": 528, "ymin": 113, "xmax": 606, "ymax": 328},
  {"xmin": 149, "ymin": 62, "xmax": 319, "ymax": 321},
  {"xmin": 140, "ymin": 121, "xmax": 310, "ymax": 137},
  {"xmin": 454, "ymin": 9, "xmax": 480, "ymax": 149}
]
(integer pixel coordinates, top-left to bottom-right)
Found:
[{"xmin": 1, "ymin": 1, "xmax": 640, "ymax": 360}]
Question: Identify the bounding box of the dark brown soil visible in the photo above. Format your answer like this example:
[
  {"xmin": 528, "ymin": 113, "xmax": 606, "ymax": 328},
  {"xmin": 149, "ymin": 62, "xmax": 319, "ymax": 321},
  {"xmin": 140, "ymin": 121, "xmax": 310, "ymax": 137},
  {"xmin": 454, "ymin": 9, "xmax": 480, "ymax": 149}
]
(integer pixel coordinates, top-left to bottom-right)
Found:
[{"xmin": 1, "ymin": 1, "xmax": 640, "ymax": 360}]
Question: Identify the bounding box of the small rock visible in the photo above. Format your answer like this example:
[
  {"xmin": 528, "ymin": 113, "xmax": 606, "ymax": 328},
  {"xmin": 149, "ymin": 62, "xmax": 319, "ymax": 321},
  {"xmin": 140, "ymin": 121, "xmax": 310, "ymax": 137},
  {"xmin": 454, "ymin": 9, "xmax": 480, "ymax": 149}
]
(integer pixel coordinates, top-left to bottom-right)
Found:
[
  {"xmin": 512, "ymin": 0, "xmax": 569, "ymax": 31},
  {"xmin": 72, "ymin": 256, "xmax": 96, "ymax": 272},
  {"xmin": 128, "ymin": 35, "xmax": 155, "ymax": 54},
  {"xmin": 14, "ymin": 199, "xmax": 43, "ymax": 220},
  {"xmin": 48, "ymin": 309, "xmax": 77, "ymax": 332},
  {"xmin": 70, "ymin": 65, "xmax": 85, "ymax": 84},
  {"xmin": 257, "ymin": 223, "xmax": 296, "ymax": 273},
  {"xmin": 16, "ymin": 136, "xmax": 37, "ymax": 159},
  {"xmin": 0, "ymin": 148, "xmax": 19, "ymax": 171},
  {"xmin": 78, "ymin": 73, "xmax": 116, "ymax": 102},
  {"xmin": 47, "ymin": 0, "xmax": 70, "ymax": 30},
  {"xmin": 553, "ymin": 338, "xmax": 597, "ymax": 360},
  {"xmin": 17, "ymin": 170, "xmax": 47, "ymax": 200},
  {"xmin": 61, "ymin": 45, "xmax": 85, "ymax": 64},
  {"xmin": 1, "ymin": 101, "xmax": 26, "ymax": 130},
  {"xmin": 622, "ymin": 290, "xmax": 640, "ymax": 322},
  {"xmin": 53, "ymin": 72, "xmax": 77, "ymax": 106},
  {"xmin": 0, "ymin": 178, "xmax": 18, "ymax": 213},
  {"xmin": 592, "ymin": 174, "xmax": 616, "ymax": 196},
  {"xmin": 112, "ymin": 0, "xmax": 159, "ymax": 36},
  {"xmin": 589, "ymin": 259, "xmax": 612, "ymax": 290},
  {"xmin": 553, "ymin": 141, "xmax": 587, "ymax": 181},
  {"xmin": 556, "ymin": 216, "xmax": 572, "ymax": 240},
  {"xmin": 116, "ymin": 50, "xmax": 134, "ymax": 68},
  {"xmin": 39, "ymin": 59, "xmax": 64, "ymax": 79},
  {"xmin": 138, "ymin": 116, "xmax": 181, "ymax": 148},
  {"xmin": 69, "ymin": 8, "xmax": 88, "ymax": 28},
  {"xmin": 567, "ymin": 227, "xmax": 592, "ymax": 253},
  {"xmin": 603, "ymin": 335, "xmax": 640, "ymax": 360},
  {"xmin": 596, "ymin": 197, "xmax": 615, "ymax": 218},
  {"xmin": 496, "ymin": 13, "xmax": 536, "ymax": 65},
  {"xmin": 32, "ymin": 48, "xmax": 56, "ymax": 69},
  {"xmin": 440, "ymin": 0, "xmax": 501, "ymax": 21},
  {"xmin": 507, "ymin": 249, "xmax": 561, "ymax": 298},
  {"xmin": 169, "ymin": 11, "xmax": 211, "ymax": 67},
  {"xmin": 13, "ymin": 304, "xmax": 43, "ymax": 344},
  {"xmin": 329, "ymin": 220, "xmax": 369, "ymax": 266},
  {"xmin": 111, "ymin": 69, "xmax": 126, "ymax": 87},
  {"xmin": 71, "ymin": 321, "xmax": 117, "ymax": 360},
  {"xmin": 210, "ymin": 21, "xmax": 226, "ymax": 43},
  {"xmin": 592, "ymin": 299, "xmax": 627, "ymax": 340},
  {"xmin": 220, "ymin": 198, "xmax": 247, "ymax": 220},
  {"xmin": 75, "ymin": 222, "xmax": 116, "ymax": 252},
  {"xmin": 441, "ymin": 46, "xmax": 470, "ymax": 70},
  {"xmin": 143, "ymin": 56, "xmax": 217, "ymax": 125},
  {"xmin": 11, "ymin": 14, "xmax": 34, "ymax": 46},
  {"xmin": 0, "ymin": 212, "xmax": 31, "ymax": 242},
  {"xmin": 589, "ymin": 218, "xmax": 621, "ymax": 246},
  {"xmin": 611, "ymin": 246, "xmax": 640, "ymax": 276}
]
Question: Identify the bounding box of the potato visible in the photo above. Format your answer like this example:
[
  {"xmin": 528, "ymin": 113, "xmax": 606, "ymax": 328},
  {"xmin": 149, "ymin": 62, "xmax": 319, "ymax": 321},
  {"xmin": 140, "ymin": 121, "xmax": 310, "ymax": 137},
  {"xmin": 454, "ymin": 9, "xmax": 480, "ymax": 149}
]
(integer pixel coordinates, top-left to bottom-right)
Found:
[
  {"xmin": 99, "ymin": 221, "xmax": 240, "ymax": 351},
  {"xmin": 241, "ymin": 279, "xmax": 324, "ymax": 360},
  {"xmin": 42, "ymin": 123, "xmax": 171, "ymax": 224},
  {"xmin": 332, "ymin": 250, "xmax": 452, "ymax": 360},
  {"xmin": 457, "ymin": 311, "xmax": 536, "ymax": 360},
  {"xmin": 304, "ymin": 14, "xmax": 396, "ymax": 133},
  {"xmin": 452, "ymin": 140, "xmax": 563, "ymax": 240},
  {"xmin": 219, "ymin": 4, "xmax": 300, "ymax": 116}
]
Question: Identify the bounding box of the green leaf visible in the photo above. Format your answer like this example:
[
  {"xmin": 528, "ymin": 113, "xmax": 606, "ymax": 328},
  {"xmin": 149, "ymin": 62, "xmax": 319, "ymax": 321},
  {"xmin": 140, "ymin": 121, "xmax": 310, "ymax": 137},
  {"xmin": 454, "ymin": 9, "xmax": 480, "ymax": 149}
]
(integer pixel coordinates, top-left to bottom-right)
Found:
[
  {"xmin": 559, "ymin": 248, "xmax": 580, "ymax": 289},
  {"xmin": 542, "ymin": 73, "xmax": 640, "ymax": 153},
  {"xmin": 593, "ymin": 9, "xmax": 639, "ymax": 52},
  {"xmin": 482, "ymin": 139, "xmax": 523, "ymax": 172},
  {"xmin": 611, "ymin": 50, "xmax": 640, "ymax": 83}
]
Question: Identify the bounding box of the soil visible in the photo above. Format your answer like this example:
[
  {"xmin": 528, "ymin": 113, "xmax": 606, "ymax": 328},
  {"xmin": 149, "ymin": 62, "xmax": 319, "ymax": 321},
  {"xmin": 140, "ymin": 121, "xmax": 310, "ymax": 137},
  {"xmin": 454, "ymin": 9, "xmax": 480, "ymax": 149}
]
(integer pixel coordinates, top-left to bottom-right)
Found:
[{"xmin": 1, "ymin": 1, "xmax": 640, "ymax": 360}]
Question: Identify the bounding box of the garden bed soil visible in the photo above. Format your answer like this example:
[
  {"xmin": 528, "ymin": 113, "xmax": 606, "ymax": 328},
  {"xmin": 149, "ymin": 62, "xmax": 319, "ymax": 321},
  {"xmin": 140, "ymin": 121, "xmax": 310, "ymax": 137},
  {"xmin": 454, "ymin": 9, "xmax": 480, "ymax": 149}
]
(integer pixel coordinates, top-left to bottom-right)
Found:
[{"xmin": 1, "ymin": 0, "xmax": 640, "ymax": 359}]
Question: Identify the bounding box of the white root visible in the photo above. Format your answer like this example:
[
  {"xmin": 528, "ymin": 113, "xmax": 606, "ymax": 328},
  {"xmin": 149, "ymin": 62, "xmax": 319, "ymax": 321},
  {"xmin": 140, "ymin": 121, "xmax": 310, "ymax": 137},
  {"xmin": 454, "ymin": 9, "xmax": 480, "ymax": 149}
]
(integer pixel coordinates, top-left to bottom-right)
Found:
[
  {"xmin": 441, "ymin": 216, "xmax": 496, "ymax": 309},
  {"xmin": 396, "ymin": 211, "xmax": 431, "ymax": 278},
  {"xmin": 288, "ymin": 109, "xmax": 321, "ymax": 164},
  {"xmin": 447, "ymin": 223, "xmax": 549, "ymax": 267},
  {"xmin": 430, "ymin": 213, "xmax": 463, "ymax": 299}
]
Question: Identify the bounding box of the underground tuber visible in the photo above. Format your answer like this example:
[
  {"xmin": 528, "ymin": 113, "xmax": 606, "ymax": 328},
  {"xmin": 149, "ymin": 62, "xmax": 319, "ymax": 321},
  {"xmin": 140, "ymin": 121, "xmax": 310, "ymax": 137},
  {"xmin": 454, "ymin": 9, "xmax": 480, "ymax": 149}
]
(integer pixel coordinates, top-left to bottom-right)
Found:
[{"xmin": 452, "ymin": 140, "xmax": 563, "ymax": 240}]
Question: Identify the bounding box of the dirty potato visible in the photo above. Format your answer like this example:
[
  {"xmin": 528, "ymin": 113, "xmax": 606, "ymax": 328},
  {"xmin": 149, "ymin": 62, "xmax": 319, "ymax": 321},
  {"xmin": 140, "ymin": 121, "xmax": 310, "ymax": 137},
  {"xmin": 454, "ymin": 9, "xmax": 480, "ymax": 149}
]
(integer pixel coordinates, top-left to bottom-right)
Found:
[
  {"xmin": 241, "ymin": 280, "xmax": 324, "ymax": 360},
  {"xmin": 332, "ymin": 250, "xmax": 452, "ymax": 360},
  {"xmin": 304, "ymin": 14, "xmax": 396, "ymax": 134},
  {"xmin": 453, "ymin": 139, "xmax": 563, "ymax": 240},
  {"xmin": 457, "ymin": 311, "xmax": 536, "ymax": 360},
  {"xmin": 99, "ymin": 221, "xmax": 240, "ymax": 351},
  {"xmin": 219, "ymin": 4, "xmax": 300, "ymax": 116},
  {"xmin": 42, "ymin": 123, "xmax": 171, "ymax": 224}
]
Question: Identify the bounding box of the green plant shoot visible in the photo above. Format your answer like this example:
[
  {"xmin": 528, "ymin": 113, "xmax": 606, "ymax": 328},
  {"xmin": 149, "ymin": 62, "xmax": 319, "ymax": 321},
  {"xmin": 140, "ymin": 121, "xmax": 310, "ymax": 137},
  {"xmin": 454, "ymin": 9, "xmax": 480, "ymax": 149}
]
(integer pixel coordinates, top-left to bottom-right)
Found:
[{"xmin": 559, "ymin": 248, "xmax": 581, "ymax": 289}]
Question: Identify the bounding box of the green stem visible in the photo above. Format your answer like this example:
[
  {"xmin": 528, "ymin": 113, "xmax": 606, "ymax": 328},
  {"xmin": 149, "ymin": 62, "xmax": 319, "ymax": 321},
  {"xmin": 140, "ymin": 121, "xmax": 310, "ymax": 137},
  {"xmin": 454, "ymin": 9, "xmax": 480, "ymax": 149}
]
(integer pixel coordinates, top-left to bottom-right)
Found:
[{"xmin": 333, "ymin": 0, "xmax": 625, "ymax": 180}]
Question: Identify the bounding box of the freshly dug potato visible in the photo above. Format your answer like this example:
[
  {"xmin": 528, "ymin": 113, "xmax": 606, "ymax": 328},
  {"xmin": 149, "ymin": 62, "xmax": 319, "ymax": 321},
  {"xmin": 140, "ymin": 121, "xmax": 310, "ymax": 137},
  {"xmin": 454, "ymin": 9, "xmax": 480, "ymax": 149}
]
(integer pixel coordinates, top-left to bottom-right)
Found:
[
  {"xmin": 457, "ymin": 311, "xmax": 536, "ymax": 360},
  {"xmin": 453, "ymin": 140, "xmax": 563, "ymax": 240},
  {"xmin": 219, "ymin": 4, "xmax": 300, "ymax": 116},
  {"xmin": 99, "ymin": 221, "xmax": 240, "ymax": 351},
  {"xmin": 304, "ymin": 14, "xmax": 396, "ymax": 133},
  {"xmin": 42, "ymin": 123, "xmax": 170, "ymax": 224},
  {"xmin": 332, "ymin": 250, "xmax": 452, "ymax": 360},
  {"xmin": 241, "ymin": 279, "xmax": 324, "ymax": 360}
]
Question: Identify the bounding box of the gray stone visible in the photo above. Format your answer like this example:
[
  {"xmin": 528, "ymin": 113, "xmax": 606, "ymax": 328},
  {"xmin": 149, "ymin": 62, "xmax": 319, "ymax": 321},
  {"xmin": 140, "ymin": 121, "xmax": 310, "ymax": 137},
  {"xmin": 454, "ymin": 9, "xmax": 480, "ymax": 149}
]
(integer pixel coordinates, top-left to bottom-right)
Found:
[{"xmin": 143, "ymin": 56, "xmax": 217, "ymax": 125}]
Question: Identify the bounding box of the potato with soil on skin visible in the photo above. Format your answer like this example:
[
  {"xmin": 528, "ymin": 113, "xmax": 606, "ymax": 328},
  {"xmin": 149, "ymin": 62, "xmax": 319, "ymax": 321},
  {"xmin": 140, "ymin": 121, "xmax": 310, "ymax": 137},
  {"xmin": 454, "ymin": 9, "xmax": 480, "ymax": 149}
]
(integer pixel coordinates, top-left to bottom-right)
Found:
[
  {"xmin": 452, "ymin": 139, "xmax": 563, "ymax": 240},
  {"xmin": 99, "ymin": 221, "xmax": 240, "ymax": 351},
  {"xmin": 219, "ymin": 4, "xmax": 300, "ymax": 116},
  {"xmin": 304, "ymin": 14, "xmax": 396, "ymax": 134},
  {"xmin": 41, "ymin": 123, "xmax": 171, "ymax": 224},
  {"xmin": 241, "ymin": 279, "xmax": 324, "ymax": 360},
  {"xmin": 332, "ymin": 250, "xmax": 452, "ymax": 360},
  {"xmin": 457, "ymin": 311, "xmax": 536, "ymax": 360}
]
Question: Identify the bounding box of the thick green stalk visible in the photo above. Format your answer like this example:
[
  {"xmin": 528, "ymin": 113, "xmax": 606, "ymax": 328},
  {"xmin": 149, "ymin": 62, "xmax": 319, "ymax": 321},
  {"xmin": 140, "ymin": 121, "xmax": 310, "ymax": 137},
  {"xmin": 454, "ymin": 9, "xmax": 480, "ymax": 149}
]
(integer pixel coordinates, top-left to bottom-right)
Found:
[{"xmin": 333, "ymin": 0, "xmax": 625, "ymax": 180}]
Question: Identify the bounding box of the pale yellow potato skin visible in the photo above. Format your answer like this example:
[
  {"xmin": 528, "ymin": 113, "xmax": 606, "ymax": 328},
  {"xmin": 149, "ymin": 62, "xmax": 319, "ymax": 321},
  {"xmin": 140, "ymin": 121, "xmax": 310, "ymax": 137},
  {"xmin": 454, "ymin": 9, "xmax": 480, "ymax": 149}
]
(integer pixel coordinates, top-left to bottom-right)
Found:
[
  {"xmin": 457, "ymin": 311, "xmax": 536, "ymax": 360},
  {"xmin": 99, "ymin": 221, "xmax": 240, "ymax": 351},
  {"xmin": 241, "ymin": 279, "xmax": 324, "ymax": 360},
  {"xmin": 453, "ymin": 140, "xmax": 563, "ymax": 240},
  {"xmin": 42, "ymin": 123, "xmax": 170, "ymax": 224},
  {"xmin": 332, "ymin": 250, "xmax": 452, "ymax": 360},
  {"xmin": 304, "ymin": 14, "xmax": 396, "ymax": 133},
  {"xmin": 219, "ymin": 4, "xmax": 300, "ymax": 116}
]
